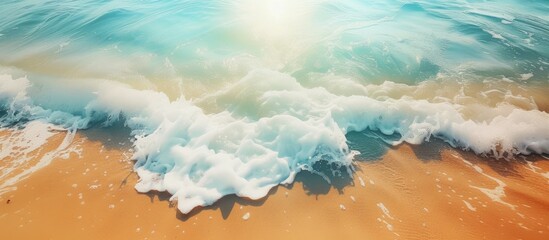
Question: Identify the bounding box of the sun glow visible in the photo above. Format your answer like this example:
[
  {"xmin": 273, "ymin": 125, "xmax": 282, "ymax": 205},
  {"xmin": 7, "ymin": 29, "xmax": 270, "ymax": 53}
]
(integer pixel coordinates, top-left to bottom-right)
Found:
[
  {"xmin": 235, "ymin": 0, "xmax": 316, "ymax": 40},
  {"xmin": 265, "ymin": 0, "xmax": 290, "ymax": 23}
]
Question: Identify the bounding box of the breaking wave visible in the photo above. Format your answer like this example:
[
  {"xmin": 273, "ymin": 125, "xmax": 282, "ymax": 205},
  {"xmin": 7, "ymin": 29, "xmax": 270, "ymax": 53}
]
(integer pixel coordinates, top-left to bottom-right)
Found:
[{"xmin": 1, "ymin": 0, "xmax": 548, "ymax": 213}]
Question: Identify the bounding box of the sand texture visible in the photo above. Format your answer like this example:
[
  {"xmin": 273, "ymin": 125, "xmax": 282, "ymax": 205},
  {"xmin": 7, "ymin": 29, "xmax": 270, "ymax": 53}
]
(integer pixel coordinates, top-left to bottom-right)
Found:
[{"xmin": 0, "ymin": 128, "xmax": 548, "ymax": 240}]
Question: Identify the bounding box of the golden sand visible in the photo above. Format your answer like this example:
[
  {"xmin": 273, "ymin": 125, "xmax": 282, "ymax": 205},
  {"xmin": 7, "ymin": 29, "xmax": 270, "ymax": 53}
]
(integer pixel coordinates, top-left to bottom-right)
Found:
[{"xmin": 0, "ymin": 129, "xmax": 548, "ymax": 240}]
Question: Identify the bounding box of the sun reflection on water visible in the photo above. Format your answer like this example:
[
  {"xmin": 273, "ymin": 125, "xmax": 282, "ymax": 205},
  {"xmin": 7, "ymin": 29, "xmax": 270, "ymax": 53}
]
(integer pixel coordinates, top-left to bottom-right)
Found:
[{"xmin": 235, "ymin": 0, "xmax": 318, "ymax": 41}]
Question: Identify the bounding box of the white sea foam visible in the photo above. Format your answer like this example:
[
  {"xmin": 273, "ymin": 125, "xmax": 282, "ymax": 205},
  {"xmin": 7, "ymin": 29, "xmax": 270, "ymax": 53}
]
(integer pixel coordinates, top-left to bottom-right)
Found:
[
  {"xmin": 0, "ymin": 120, "xmax": 79, "ymax": 195},
  {"xmin": 1, "ymin": 70, "xmax": 549, "ymax": 213},
  {"xmin": 0, "ymin": 121, "xmax": 57, "ymax": 194},
  {"xmin": 242, "ymin": 212, "xmax": 250, "ymax": 220},
  {"xmin": 358, "ymin": 177, "xmax": 365, "ymax": 187},
  {"xmin": 462, "ymin": 160, "xmax": 516, "ymax": 210},
  {"xmin": 462, "ymin": 200, "xmax": 477, "ymax": 212},
  {"xmin": 520, "ymin": 73, "xmax": 533, "ymax": 81},
  {"xmin": 377, "ymin": 203, "xmax": 394, "ymax": 220},
  {"xmin": 484, "ymin": 29, "xmax": 505, "ymax": 40}
]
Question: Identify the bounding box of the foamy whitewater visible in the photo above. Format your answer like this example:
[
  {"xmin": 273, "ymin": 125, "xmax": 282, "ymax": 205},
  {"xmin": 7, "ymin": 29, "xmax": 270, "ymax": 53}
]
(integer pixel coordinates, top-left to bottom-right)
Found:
[{"xmin": 1, "ymin": 0, "xmax": 548, "ymax": 213}]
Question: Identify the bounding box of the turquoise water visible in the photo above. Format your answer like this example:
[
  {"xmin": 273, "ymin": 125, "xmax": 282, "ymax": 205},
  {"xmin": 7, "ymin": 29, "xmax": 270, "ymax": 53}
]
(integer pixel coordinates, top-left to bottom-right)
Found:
[
  {"xmin": 0, "ymin": 0, "xmax": 548, "ymax": 213},
  {"xmin": 1, "ymin": 0, "xmax": 547, "ymax": 82}
]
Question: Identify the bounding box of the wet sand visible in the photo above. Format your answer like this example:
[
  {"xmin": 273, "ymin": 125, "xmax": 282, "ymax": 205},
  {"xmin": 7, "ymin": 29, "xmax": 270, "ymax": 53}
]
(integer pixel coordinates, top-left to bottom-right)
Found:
[{"xmin": 0, "ymin": 128, "xmax": 548, "ymax": 240}]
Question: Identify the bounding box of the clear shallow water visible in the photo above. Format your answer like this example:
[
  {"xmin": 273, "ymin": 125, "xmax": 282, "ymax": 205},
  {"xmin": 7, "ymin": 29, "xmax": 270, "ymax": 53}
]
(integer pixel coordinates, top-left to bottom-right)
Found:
[{"xmin": 0, "ymin": 0, "xmax": 548, "ymax": 213}]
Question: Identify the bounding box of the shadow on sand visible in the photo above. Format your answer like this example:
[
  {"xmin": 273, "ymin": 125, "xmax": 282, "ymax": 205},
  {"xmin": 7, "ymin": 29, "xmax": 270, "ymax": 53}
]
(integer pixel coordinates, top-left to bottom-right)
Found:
[
  {"xmin": 408, "ymin": 137, "xmax": 540, "ymax": 179},
  {"xmin": 140, "ymin": 187, "xmax": 279, "ymax": 221},
  {"xmin": 97, "ymin": 127, "xmax": 544, "ymax": 221},
  {"xmin": 80, "ymin": 121, "xmax": 133, "ymax": 150}
]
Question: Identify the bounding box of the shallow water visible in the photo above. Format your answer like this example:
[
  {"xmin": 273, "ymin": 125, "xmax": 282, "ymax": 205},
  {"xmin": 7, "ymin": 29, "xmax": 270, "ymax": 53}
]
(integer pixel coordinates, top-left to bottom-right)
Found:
[{"xmin": 0, "ymin": 0, "xmax": 548, "ymax": 213}]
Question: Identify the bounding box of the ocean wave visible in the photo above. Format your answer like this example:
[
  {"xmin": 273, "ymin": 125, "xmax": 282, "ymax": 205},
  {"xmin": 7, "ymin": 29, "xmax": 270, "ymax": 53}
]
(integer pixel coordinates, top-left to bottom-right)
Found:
[
  {"xmin": 1, "ymin": 0, "xmax": 548, "ymax": 214},
  {"xmin": 2, "ymin": 70, "xmax": 548, "ymax": 213}
]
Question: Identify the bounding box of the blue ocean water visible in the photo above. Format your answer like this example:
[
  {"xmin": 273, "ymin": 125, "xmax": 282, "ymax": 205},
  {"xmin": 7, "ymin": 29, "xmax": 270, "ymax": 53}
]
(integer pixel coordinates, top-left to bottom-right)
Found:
[
  {"xmin": 1, "ymin": 0, "xmax": 547, "ymax": 82},
  {"xmin": 0, "ymin": 0, "xmax": 548, "ymax": 213}
]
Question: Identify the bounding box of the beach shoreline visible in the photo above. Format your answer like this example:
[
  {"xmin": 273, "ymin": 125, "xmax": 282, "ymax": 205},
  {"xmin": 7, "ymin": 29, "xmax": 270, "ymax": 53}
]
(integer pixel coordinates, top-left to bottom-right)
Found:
[
  {"xmin": 1, "ymin": 1, "xmax": 549, "ymax": 239},
  {"xmin": 1, "ymin": 128, "xmax": 548, "ymax": 240}
]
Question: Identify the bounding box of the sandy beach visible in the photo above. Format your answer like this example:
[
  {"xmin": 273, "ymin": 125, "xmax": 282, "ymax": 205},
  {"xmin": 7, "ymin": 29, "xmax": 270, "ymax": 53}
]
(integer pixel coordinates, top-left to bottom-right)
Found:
[{"xmin": 1, "ymin": 127, "xmax": 547, "ymax": 240}]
